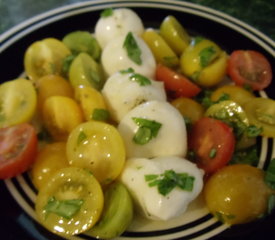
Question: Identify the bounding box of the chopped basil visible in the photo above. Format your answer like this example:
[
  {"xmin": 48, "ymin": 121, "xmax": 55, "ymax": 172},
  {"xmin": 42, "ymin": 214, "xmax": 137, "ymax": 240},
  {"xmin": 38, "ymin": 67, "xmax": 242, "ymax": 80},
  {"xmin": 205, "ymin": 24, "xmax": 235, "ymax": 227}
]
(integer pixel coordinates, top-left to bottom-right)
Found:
[
  {"xmin": 44, "ymin": 197, "xmax": 84, "ymax": 219},
  {"xmin": 193, "ymin": 36, "xmax": 204, "ymax": 45},
  {"xmin": 100, "ymin": 8, "xmax": 113, "ymax": 18},
  {"xmin": 123, "ymin": 32, "xmax": 142, "ymax": 65},
  {"xmin": 214, "ymin": 211, "xmax": 235, "ymax": 223},
  {"xmin": 245, "ymin": 125, "xmax": 263, "ymax": 137},
  {"xmin": 230, "ymin": 146, "xmax": 258, "ymax": 166},
  {"xmin": 120, "ymin": 67, "xmax": 135, "ymax": 74},
  {"xmin": 132, "ymin": 117, "xmax": 162, "ymax": 145},
  {"xmin": 77, "ymin": 131, "xmax": 87, "ymax": 145},
  {"xmin": 268, "ymin": 194, "xmax": 275, "ymax": 214},
  {"xmin": 209, "ymin": 148, "xmax": 217, "ymax": 158},
  {"xmin": 199, "ymin": 46, "xmax": 216, "ymax": 68},
  {"xmin": 145, "ymin": 169, "xmax": 195, "ymax": 196},
  {"xmin": 62, "ymin": 54, "xmax": 77, "ymax": 74},
  {"xmin": 129, "ymin": 73, "xmax": 151, "ymax": 86},
  {"xmin": 92, "ymin": 108, "xmax": 109, "ymax": 121},
  {"xmin": 265, "ymin": 158, "xmax": 275, "ymax": 189}
]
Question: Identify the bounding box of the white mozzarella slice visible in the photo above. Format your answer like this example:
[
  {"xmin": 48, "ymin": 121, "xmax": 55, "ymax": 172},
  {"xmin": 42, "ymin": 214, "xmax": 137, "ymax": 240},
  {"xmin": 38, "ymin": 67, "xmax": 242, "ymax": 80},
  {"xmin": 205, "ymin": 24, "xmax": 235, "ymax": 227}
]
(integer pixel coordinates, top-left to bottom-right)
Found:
[
  {"xmin": 102, "ymin": 71, "xmax": 166, "ymax": 122},
  {"xmin": 118, "ymin": 100, "xmax": 187, "ymax": 158},
  {"xmin": 120, "ymin": 156, "xmax": 204, "ymax": 220}
]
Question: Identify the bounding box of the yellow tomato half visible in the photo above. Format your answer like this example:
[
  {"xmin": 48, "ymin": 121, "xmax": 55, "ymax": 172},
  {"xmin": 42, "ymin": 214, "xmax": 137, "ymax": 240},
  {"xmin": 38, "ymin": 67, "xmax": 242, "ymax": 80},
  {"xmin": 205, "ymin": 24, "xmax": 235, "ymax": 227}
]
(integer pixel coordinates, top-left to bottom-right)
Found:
[
  {"xmin": 36, "ymin": 75, "xmax": 74, "ymax": 113},
  {"xmin": 74, "ymin": 85, "xmax": 108, "ymax": 121},
  {"xmin": 0, "ymin": 78, "xmax": 37, "ymax": 128},
  {"xmin": 42, "ymin": 96, "xmax": 84, "ymax": 141},
  {"xmin": 66, "ymin": 121, "xmax": 126, "ymax": 185},
  {"xmin": 31, "ymin": 142, "xmax": 69, "ymax": 190},
  {"xmin": 142, "ymin": 28, "xmax": 179, "ymax": 67},
  {"xmin": 24, "ymin": 38, "xmax": 71, "ymax": 81},
  {"xmin": 180, "ymin": 38, "xmax": 228, "ymax": 87}
]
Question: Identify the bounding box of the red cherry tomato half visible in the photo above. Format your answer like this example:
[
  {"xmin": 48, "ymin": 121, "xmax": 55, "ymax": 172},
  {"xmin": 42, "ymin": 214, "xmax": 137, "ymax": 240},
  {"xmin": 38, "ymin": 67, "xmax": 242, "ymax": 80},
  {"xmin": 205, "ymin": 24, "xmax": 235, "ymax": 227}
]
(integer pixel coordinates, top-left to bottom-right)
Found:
[
  {"xmin": 155, "ymin": 64, "xmax": 201, "ymax": 98},
  {"xmin": 0, "ymin": 123, "xmax": 38, "ymax": 179},
  {"xmin": 227, "ymin": 50, "xmax": 272, "ymax": 91},
  {"xmin": 189, "ymin": 117, "xmax": 235, "ymax": 176}
]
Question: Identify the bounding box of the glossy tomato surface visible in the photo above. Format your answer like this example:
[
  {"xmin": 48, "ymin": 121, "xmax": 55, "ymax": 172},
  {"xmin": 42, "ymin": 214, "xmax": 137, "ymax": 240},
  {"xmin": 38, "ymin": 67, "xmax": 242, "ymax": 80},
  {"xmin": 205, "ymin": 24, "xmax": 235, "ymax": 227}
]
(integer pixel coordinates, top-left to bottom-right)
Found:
[{"xmin": 0, "ymin": 1, "xmax": 274, "ymax": 240}]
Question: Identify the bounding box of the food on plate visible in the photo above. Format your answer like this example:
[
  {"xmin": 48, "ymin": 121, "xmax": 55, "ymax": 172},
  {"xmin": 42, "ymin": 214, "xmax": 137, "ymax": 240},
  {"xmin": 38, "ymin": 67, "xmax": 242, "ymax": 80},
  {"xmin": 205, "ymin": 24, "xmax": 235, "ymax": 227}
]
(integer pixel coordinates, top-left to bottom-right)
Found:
[
  {"xmin": 35, "ymin": 167, "xmax": 104, "ymax": 237},
  {"xmin": 95, "ymin": 8, "xmax": 144, "ymax": 48},
  {"xmin": 66, "ymin": 121, "xmax": 126, "ymax": 186},
  {"xmin": 118, "ymin": 100, "xmax": 187, "ymax": 158},
  {"xmin": 0, "ymin": 78, "xmax": 37, "ymax": 128},
  {"xmin": 102, "ymin": 68, "xmax": 166, "ymax": 122},
  {"xmin": 120, "ymin": 156, "xmax": 204, "ymax": 220},
  {"xmin": 204, "ymin": 164, "xmax": 275, "ymax": 225},
  {"xmin": 227, "ymin": 50, "xmax": 272, "ymax": 91},
  {"xmin": 0, "ymin": 6, "xmax": 274, "ymax": 239},
  {"xmin": 101, "ymin": 32, "xmax": 156, "ymax": 78},
  {"xmin": 0, "ymin": 123, "xmax": 38, "ymax": 179},
  {"xmin": 88, "ymin": 182, "xmax": 134, "ymax": 239}
]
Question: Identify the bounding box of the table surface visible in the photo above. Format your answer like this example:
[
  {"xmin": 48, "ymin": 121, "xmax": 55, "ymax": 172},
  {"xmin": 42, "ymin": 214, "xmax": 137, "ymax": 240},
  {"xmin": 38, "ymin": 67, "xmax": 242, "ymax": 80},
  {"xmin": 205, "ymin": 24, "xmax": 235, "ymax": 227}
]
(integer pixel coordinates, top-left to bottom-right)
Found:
[{"xmin": 0, "ymin": 0, "xmax": 275, "ymax": 41}]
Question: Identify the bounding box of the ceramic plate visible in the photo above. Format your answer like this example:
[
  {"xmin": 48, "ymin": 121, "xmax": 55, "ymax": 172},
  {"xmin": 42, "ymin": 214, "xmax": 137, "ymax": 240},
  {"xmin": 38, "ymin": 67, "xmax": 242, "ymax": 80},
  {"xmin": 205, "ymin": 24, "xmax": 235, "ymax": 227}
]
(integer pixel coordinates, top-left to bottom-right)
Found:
[{"xmin": 0, "ymin": 0, "xmax": 274, "ymax": 239}]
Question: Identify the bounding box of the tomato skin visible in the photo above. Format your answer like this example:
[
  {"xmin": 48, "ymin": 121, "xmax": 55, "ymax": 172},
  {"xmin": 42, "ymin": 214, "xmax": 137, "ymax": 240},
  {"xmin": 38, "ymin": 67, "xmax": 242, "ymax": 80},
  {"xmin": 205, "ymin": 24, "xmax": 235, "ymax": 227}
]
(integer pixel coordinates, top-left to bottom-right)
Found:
[
  {"xmin": 171, "ymin": 97, "xmax": 204, "ymax": 124},
  {"xmin": 204, "ymin": 164, "xmax": 274, "ymax": 225},
  {"xmin": 155, "ymin": 64, "xmax": 201, "ymax": 98},
  {"xmin": 189, "ymin": 117, "xmax": 235, "ymax": 175},
  {"xmin": 31, "ymin": 142, "xmax": 69, "ymax": 190},
  {"xmin": 0, "ymin": 123, "xmax": 38, "ymax": 179},
  {"xmin": 227, "ymin": 50, "xmax": 272, "ymax": 90},
  {"xmin": 42, "ymin": 96, "xmax": 84, "ymax": 141}
]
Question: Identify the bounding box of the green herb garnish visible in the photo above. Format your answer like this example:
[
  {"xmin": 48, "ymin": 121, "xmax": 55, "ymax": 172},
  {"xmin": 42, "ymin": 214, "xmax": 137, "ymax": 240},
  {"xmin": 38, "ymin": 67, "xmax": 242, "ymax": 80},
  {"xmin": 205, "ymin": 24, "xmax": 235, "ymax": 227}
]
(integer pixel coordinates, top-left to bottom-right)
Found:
[
  {"xmin": 44, "ymin": 197, "xmax": 84, "ymax": 219},
  {"xmin": 123, "ymin": 32, "xmax": 142, "ymax": 65},
  {"xmin": 100, "ymin": 8, "xmax": 113, "ymax": 18},
  {"xmin": 193, "ymin": 36, "xmax": 204, "ymax": 45},
  {"xmin": 77, "ymin": 131, "xmax": 87, "ymax": 145},
  {"xmin": 129, "ymin": 73, "xmax": 151, "ymax": 86},
  {"xmin": 267, "ymin": 194, "xmax": 275, "ymax": 214},
  {"xmin": 209, "ymin": 148, "xmax": 217, "ymax": 158},
  {"xmin": 265, "ymin": 158, "xmax": 275, "ymax": 189},
  {"xmin": 120, "ymin": 67, "xmax": 135, "ymax": 74},
  {"xmin": 62, "ymin": 54, "xmax": 77, "ymax": 74},
  {"xmin": 92, "ymin": 108, "xmax": 109, "ymax": 121},
  {"xmin": 230, "ymin": 146, "xmax": 258, "ymax": 166},
  {"xmin": 245, "ymin": 125, "xmax": 263, "ymax": 137},
  {"xmin": 132, "ymin": 117, "xmax": 162, "ymax": 145},
  {"xmin": 199, "ymin": 46, "xmax": 216, "ymax": 68},
  {"xmin": 145, "ymin": 169, "xmax": 195, "ymax": 196}
]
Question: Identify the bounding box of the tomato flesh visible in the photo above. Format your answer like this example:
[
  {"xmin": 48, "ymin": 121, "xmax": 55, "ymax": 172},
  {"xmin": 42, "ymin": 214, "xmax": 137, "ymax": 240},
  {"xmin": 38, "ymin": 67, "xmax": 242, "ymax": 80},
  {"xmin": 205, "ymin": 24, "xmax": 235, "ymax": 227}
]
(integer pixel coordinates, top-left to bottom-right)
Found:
[
  {"xmin": 0, "ymin": 123, "xmax": 38, "ymax": 179},
  {"xmin": 156, "ymin": 64, "xmax": 201, "ymax": 98},
  {"xmin": 189, "ymin": 117, "xmax": 235, "ymax": 175},
  {"xmin": 227, "ymin": 50, "xmax": 272, "ymax": 90}
]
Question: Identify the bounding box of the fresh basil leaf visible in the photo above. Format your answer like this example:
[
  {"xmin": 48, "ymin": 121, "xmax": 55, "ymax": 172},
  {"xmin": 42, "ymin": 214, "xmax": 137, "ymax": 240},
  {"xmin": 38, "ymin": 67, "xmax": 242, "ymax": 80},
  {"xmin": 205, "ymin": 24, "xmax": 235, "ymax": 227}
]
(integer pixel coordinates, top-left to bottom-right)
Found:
[
  {"xmin": 268, "ymin": 194, "xmax": 275, "ymax": 214},
  {"xmin": 129, "ymin": 73, "xmax": 151, "ymax": 86},
  {"xmin": 193, "ymin": 36, "xmax": 204, "ymax": 45},
  {"xmin": 100, "ymin": 8, "xmax": 113, "ymax": 18},
  {"xmin": 245, "ymin": 125, "xmax": 263, "ymax": 137},
  {"xmin": 120, "ymin": 67, "xmax": 135, "ymax": 74},
  {"xmin": 265, "ymin": 158, "xmax": 275, "ymax": 189},
  {"xmin": 123, "ymin": 32, "xmax": 142, "ymax": 65},
  {"xmin": 209, "ymin": 148, "xmax": 217, "ymax": 159},
  {"xmin": 77, "ymin": 131, "xmax": 87, "ymax": 145},
  {"xmin": 92, "ymin": 108, "xmax": 109, "ymax": 121},
  {"xmin": 44, "ymin": 197, "xmax": 84, "ymax": 219},
  {"xmin": 199, "ymin": 46, "xmax": 216, "ymax": 68},
  {"xmin": 230, "ymin": 146, "xmax": 259, "ymax": 166},
  {"xmin": 145, "ymin": 170, "xmax": 195, "ymax": 196},
  {"xmin": 133, "ymin": 126, "xmax": 152, "ymax": 145},
  {"xmin": 132, "ymin": 118, "xmax": 162, "ymax": 145}
]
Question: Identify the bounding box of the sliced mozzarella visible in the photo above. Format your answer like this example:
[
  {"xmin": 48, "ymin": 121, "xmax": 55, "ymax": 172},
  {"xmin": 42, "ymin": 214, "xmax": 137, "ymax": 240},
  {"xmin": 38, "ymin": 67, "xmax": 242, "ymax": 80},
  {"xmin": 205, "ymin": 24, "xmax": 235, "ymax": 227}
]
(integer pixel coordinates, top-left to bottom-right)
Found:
[
  {"xmin": 102, "ymin": 71, "xmax": 166, "ymax": 122},
  {"xmin": 118, "ymin": 100, "xmax": 187, "ymax": 158},
  {"xmin": 95, "ymin": 8, "xmax": 144, "ymax": 48},
  {"xmin": 101, "ymin": 33, "xmax": 156, "ymax": 78},
  {"xmin": 120, "ymin": 156, "xmax": 204, "ymax": 220}
]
